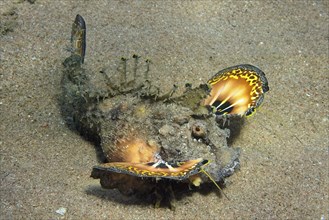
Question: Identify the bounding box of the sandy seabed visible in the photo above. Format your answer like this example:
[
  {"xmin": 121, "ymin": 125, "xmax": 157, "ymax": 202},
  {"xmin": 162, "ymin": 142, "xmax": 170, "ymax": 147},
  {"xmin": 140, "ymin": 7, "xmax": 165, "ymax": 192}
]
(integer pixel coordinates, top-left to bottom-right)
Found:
[{"xmin": 1, "ymin": 0, "xmax": 328, "ymax": 219}]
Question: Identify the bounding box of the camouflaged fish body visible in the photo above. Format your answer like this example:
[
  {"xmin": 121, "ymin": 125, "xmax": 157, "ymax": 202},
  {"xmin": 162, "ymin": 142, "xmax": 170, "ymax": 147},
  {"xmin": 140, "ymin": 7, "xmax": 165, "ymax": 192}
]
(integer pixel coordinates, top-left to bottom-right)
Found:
[{"xmin": 61, "ymin": 15, "xmax": 269, "ymax": 207}]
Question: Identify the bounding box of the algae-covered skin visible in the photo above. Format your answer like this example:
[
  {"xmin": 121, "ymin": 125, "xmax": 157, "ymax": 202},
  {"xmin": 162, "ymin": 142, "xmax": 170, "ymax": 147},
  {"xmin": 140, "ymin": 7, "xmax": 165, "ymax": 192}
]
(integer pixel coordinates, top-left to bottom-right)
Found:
[{"xmin": 61, "ymin": 54, "xmax": 240, "ymax": 196}]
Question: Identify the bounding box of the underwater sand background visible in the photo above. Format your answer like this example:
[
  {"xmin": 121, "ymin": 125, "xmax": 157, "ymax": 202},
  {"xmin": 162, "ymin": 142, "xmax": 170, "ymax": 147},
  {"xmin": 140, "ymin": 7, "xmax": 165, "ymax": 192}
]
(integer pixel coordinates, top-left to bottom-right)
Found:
[{"xmin": 1, "ymin": 0, "xmax": 328, "ymax": 219}]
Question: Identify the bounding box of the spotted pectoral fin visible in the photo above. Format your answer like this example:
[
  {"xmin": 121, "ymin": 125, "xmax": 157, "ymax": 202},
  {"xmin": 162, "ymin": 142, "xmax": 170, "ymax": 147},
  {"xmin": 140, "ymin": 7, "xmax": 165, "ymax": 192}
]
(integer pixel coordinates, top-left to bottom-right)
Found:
[
  {"xmin": 204, "ymin": 64, "xmax": 269, "ymax": 116},
  {"xmin": 93, "ymin": 158, "xmax": 209, "ymax": 181}
]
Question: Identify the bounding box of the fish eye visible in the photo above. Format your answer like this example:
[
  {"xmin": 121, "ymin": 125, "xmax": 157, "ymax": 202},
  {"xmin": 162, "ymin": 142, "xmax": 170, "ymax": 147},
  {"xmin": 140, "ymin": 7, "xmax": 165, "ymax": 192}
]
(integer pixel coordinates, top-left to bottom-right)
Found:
[{"xmin": 191, "ymin": 122, "xmax": 207, "ymax": 139}]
